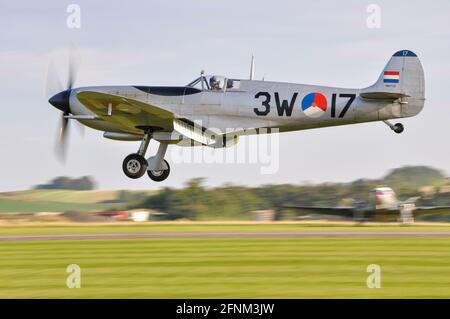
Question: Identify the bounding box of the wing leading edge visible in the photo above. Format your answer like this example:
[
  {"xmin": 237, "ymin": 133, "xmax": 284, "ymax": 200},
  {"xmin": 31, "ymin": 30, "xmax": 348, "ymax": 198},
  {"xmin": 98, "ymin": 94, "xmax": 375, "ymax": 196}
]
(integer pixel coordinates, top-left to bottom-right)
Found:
[
  {"xmin": 282, "ymin": 205, "xmax": 356, "ymax": 218},
  {"xmin": 76, "ymin": 91, "xmax": 174, "ymax": 135}
]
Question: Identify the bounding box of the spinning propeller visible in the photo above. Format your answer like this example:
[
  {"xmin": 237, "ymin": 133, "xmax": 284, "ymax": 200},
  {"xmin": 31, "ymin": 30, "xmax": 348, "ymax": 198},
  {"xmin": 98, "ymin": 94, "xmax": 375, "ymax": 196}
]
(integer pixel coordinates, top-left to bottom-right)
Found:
[{"xmin": 46, "ymin": 49, "xmax": 81, "ymax": 162}]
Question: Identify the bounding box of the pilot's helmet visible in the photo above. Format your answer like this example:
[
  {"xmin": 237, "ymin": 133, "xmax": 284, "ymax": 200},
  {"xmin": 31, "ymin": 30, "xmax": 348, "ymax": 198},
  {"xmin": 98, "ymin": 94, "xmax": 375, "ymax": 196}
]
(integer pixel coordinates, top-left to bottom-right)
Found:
[{"xmin": 210, "ymin": 76, "xmax": 219, "ymax": 88}]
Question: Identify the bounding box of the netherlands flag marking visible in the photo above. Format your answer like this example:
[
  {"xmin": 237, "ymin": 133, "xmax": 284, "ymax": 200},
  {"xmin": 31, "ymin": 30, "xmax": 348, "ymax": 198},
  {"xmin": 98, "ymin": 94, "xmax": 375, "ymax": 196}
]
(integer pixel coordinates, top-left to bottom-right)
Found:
[{"xmin": 383, "ymin": 71, "xmax": 400, "ymax": 84}]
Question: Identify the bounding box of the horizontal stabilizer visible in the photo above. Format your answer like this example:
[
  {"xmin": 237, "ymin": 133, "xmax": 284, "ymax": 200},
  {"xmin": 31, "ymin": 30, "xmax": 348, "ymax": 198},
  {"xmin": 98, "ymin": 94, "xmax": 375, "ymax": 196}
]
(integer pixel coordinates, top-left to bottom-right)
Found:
[{"xmin": 360, "ymin": 92, "xmax": 410, "ymax": 100}]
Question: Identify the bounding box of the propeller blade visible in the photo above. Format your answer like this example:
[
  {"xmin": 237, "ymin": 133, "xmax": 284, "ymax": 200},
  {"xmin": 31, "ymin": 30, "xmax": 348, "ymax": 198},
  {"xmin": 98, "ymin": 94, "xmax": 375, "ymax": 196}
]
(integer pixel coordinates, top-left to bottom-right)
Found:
[
  {"xmin": 49, "ymin": 45, "xmax": 82, "ymax": 163},
  {"xmin": 55, "ymin": 113, "xmax": 70, "ymax": 162},
  {"xmin": 74, "ymin": 119, "xmax": 85, "ymax": 138},
  {"xmin": 67, "ymin": 47, "xmax": 81, "ymax": 90},
  {"xmin": 45, "ymin": 59, "xmax": 64, "ymax": 99}
]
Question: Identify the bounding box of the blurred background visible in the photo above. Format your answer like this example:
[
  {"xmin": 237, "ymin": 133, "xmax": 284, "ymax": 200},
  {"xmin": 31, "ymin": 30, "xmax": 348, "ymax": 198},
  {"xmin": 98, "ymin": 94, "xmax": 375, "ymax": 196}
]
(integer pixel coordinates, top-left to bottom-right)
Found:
[
  {"xmin": 1, "ymin": 165, "xmax": 449, "ymax": 223},
  {"xmin": 0, "ymin": 0, "xmax": 450, "ymax": 191}
]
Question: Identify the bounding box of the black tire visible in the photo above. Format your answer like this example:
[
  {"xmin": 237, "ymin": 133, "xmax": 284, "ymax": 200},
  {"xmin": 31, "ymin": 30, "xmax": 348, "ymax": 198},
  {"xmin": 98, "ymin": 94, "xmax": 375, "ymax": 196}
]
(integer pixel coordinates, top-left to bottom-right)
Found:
[
  {"xmin": 147, "ymin": 159, "xmax": 170, "ymax": 182},
  {"xmin": 393, "ymin": 123, "xmax": 404, "ymax": 134},
  {"xmin": 122, "ymin": 154, "xmax": 148, "ymax": 179}
]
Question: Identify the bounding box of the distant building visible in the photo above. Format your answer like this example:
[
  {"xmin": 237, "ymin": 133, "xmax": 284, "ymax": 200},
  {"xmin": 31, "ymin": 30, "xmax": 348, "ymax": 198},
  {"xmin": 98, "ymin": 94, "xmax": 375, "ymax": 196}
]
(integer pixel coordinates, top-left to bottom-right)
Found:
[
  {"xmin": 129, "ymin": 210, "xmax": 150, "ymax": 222},
  {"xmin": 90, "ymin": 211, "xmax": 128, "ymax": 220},
  {"xmin": 251, "ymin": 210, "xmax": 275, "ymax": 222},
  {"xmin": 128, "ymin": 209, "xmax": 167, "ymax": 221}
]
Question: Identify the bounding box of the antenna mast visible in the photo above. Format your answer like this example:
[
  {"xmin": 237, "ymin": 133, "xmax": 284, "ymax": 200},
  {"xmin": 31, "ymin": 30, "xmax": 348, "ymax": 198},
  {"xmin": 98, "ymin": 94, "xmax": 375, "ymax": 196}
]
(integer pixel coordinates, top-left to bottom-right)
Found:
[{"xmin": 249, "ymin": 55, "xmax": 254, "ymax": 80}]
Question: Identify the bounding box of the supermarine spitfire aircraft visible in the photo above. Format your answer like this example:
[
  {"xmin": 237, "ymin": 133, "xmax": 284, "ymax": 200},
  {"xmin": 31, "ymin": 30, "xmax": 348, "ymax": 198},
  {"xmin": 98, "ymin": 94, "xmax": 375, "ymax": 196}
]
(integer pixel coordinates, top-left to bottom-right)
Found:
[
  {"xmin": 283, "ymin": 187, "xmax": 450, "ymax": 223},
  {"xmin": 47, "ymin": 50, "xmax": 425, "ymax": 182}
]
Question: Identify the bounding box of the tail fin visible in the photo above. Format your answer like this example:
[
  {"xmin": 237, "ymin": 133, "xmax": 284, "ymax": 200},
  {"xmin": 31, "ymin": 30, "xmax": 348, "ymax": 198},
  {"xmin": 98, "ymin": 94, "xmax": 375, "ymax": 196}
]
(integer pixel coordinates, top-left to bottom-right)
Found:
[
  {"xmin": 372, "ymin": 187, "xmax": 398, "ymax": 210},
  {"xmin": 361, "ymin": 50, "xmax": 425, "ymax": 117}
]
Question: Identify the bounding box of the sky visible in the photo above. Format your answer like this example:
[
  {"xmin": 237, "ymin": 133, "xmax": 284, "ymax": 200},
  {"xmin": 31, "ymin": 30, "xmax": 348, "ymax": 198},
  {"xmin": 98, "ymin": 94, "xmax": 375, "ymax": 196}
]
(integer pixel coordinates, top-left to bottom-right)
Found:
[{"xmin": 0, "ymin": 0, "xmax": 449, "ymax": 191}]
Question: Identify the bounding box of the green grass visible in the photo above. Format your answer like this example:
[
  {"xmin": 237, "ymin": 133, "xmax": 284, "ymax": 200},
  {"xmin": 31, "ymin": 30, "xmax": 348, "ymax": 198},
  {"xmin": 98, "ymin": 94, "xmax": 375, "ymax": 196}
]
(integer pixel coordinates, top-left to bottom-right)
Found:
[
  {"xmin": 0, "ymin": 190, "xmax": 129, "ymax": 213},
  {"xmin": 0, "ymin": 197, "xmax": 119, "ymax": 213},
  {"xmin": 0, "ymin": 223, "xmax": 450, "ymax": 235},
  {"xmin": 0, "ymin": 225, "xmax": 449, "ymax": 298},
  {"xmin": 0, "ymin": 190, "xmax": 120, "ymax": 203},
  {"xmin": 0, "ymin": 189, "xmax": 155, "ymax": 213}
]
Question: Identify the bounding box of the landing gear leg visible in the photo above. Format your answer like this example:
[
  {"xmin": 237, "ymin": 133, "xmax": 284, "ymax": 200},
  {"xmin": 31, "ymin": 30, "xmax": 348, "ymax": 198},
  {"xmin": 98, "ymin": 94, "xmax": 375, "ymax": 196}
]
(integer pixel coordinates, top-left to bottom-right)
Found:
[
  {"xmin": 147, "ymin": 142, "xmax": 170, "ymax": 182},
  {"xmin": 383, "ymin": 120, "xmax": 404, "ymax": 134},
  {"xmin": 122, "ymin": 130, "xmax": 152, "ymax": 179}
]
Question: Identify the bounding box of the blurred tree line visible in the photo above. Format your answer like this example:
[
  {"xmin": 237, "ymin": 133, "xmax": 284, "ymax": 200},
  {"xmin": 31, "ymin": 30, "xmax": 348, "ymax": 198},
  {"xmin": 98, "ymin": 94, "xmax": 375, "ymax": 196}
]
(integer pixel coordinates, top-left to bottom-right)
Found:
[
  {"xmin": 34, "ymin": 176, "xmax": 96, "ymax": 190},
  {"xmin": 131, "ymin": 166, "xmax": 449, "ymax": 220}
]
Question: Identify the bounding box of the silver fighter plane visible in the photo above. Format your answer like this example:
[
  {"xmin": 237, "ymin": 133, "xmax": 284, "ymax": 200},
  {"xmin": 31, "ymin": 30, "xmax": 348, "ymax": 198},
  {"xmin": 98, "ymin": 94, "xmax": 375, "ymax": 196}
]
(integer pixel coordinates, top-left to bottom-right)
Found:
[{"xmin": 48, "ymin": 50, "xmax": 425, "ymax": 182}]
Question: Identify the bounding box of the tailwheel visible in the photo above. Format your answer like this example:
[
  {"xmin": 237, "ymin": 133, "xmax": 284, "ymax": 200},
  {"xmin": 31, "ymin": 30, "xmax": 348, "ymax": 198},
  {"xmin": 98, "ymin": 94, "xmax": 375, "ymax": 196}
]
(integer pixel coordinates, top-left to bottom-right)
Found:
[
  {"xmin": 147, "ymin": 159, "xmax": 170, "ymax": 182},
  {"xmin": 122, "ymin": 154, "xmax": 148, "ymax": 179},
  {"xmin": 383, "ymin": 120, "xmax": 405, "ymax": 134},
  {"xmin": 393, "ymin": 123, "xmax": 404, "ymax": 134}
]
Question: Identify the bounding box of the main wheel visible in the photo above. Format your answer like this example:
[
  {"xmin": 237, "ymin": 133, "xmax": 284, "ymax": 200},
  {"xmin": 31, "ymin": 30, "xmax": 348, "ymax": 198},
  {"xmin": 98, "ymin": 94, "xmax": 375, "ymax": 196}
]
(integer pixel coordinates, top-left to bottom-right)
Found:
[
  {"xmin": 122, "ymin": 154, "xmax": 148, "ymax": 179},
  {"xmin": 147, "ymin": 159, "xmax": 170, "ymax": 182},
  {"xmin": 393, "ymin": 123, "xmax": 404, "ymax": 134}
]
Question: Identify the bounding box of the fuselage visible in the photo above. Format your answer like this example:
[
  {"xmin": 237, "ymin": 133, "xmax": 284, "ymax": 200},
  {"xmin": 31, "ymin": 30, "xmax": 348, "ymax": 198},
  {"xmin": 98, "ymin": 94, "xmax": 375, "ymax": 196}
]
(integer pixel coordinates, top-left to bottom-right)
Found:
[{"xmin": 69, "ymin": 78, "xmax": 425, "ymax": 138}]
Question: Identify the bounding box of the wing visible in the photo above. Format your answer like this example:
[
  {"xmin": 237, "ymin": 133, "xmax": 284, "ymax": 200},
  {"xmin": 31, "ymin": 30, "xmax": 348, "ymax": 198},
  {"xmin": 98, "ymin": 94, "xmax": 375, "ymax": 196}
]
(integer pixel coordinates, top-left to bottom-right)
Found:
[
  {"xmin": 76, "ymin": 91, "xmax": 218, "ymax": 145},
  {"xmin": 76, "ymin": 91, "xmax": 174, "ymax": 135},
  {"xmin": 413, "ymin": 206, "xmax": 450, "ymax": 216},
  {"xmin": 282, "ymin": 205, "xmax": 355, "ymax": 218}
]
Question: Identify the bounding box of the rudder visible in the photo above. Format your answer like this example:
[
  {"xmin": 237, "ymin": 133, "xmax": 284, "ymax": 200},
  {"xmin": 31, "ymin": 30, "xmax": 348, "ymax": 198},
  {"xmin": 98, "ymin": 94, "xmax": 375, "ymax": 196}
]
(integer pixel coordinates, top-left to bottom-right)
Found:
[{"xmin": 362, "ymin": 50, "xmax": 425, "ymax": 118}]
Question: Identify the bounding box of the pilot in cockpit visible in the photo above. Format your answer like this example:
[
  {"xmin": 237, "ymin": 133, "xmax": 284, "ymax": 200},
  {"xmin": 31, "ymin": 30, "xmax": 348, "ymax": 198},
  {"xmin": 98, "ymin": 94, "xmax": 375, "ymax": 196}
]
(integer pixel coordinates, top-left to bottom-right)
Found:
[{"xmin": 209, "ymin": 76, "xmax": 221, "ymax": 90}]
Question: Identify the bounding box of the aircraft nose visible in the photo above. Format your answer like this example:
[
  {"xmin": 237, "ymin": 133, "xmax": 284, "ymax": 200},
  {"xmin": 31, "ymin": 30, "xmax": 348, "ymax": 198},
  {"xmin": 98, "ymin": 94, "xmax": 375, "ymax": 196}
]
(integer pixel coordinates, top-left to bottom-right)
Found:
[{"xmin": 48, "ymin": 89, "xmax": 71, "ymax": 113}]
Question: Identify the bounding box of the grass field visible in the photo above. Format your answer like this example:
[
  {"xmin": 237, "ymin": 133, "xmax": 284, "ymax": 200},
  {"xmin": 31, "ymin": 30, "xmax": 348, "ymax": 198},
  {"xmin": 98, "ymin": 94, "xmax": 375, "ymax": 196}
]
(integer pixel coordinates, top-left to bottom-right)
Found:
[
  {"xmin": 0, "ymin": 189, "xmax": 154, "ymax": 213},
  {"xmin": 0, "ymin": 223, "xmax": 449, "ymax": 298},
  {"xmin": 1, "ymin": 222, "xmax": 450, "ymax": 234}
]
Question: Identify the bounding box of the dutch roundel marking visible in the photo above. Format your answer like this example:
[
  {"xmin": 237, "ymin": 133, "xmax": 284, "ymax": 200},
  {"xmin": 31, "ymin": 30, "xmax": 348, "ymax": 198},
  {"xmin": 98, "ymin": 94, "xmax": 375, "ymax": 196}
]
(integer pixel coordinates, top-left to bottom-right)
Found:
[{"xmin": 301, "ymin": 92, "xmax": 327, "ymax": 118}]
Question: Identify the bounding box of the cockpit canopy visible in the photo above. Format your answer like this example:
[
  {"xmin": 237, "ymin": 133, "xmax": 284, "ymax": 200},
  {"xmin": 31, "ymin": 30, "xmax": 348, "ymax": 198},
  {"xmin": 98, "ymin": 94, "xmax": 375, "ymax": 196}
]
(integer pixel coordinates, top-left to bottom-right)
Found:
[{"xmin": 187, "ymin": 75, "xmax": 240, "ymax": 91}]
